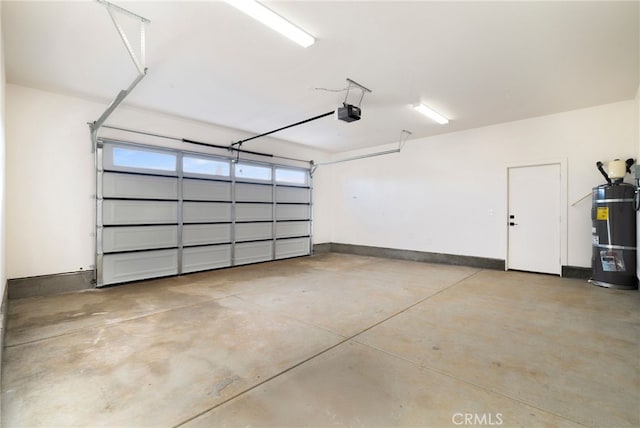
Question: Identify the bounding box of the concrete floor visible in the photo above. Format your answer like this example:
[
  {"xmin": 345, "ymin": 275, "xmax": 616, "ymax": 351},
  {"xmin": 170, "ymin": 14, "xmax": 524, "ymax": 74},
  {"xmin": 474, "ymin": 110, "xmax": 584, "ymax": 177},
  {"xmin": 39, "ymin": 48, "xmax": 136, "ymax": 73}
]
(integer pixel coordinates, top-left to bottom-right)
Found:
[{"xmin": 2, "ymin": 253, "xmax": 639, "ymax": 427}]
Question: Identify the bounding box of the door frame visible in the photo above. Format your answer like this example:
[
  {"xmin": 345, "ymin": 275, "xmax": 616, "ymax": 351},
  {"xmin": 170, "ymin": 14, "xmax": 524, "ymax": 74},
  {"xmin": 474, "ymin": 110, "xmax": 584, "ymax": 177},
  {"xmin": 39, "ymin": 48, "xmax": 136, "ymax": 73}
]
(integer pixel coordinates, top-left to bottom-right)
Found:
[{"xmin": 505, "ymin": 159, "xmax": 568, "ymax": 275}]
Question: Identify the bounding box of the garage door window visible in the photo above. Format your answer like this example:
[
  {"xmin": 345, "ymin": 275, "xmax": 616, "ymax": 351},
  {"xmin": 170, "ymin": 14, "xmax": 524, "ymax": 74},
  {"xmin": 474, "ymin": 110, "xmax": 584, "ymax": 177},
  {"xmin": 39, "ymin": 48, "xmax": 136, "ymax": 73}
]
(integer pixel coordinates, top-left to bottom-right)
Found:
[
  {"xmin": 104, "ymin": 145, "xmax": 177, "ymax": 175},
  {"xmin": 275, "ymin": 167, "xmax": 308, "ymax": 186},
  {"xmin": 235, "ymin": 162, "xmax": 272, "ymax": 182},
  {"xmin": 183, "ymin": 156, "xmax": 230, "ymax": 178}
]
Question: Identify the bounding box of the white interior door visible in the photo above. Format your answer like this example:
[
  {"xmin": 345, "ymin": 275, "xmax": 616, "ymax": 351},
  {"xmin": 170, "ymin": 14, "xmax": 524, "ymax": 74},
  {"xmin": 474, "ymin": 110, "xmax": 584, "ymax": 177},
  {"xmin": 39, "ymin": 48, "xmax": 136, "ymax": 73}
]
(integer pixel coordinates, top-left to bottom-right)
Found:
[{"xmin": 507, "ymin": 164, "xmax": 561, "ymax": 275}]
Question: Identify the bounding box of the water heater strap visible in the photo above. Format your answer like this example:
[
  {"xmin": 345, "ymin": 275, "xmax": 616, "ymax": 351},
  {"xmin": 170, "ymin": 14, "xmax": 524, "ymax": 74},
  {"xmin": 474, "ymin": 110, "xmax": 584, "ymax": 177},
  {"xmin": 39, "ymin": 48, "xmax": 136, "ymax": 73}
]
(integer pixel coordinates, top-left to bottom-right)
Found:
[
  {"xmin": 595, "ymin": 198, "xmax": 634, "ymax": 203},
  {"xmin": 594, "ymin": 244, "xmax": 636, "ymax": 251}
]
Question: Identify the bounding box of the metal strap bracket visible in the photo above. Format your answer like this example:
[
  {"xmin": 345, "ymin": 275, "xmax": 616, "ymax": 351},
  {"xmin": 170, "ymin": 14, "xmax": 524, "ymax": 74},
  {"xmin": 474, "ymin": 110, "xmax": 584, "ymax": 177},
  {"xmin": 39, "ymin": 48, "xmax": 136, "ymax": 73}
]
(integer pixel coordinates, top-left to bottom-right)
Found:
[
  {"xmin": 310, "ymin": 129, "xmax": 411, "ymax": 175},
  {"xmin": 90, "ymin": 0, "xmax": 150, "ymax": 152},
  {"xmin": 398, "ymin": 129, "xmax": 412, "ymax": 151},
  {"xmin": 97, "ymin": 0, "xmax": 148, "ymax": 74},
  {"xmin": 344, "ymin": 78, "xmax": 372, "ymax": 108}
]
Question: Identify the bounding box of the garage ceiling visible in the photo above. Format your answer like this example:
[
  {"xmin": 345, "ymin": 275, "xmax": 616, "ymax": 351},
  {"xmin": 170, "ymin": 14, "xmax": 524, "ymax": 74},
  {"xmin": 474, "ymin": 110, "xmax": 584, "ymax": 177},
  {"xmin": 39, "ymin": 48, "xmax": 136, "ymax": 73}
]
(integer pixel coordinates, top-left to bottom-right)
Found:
[{"xmin": 3, "ymin": 1, "xmax": 639, "ymax": 152}]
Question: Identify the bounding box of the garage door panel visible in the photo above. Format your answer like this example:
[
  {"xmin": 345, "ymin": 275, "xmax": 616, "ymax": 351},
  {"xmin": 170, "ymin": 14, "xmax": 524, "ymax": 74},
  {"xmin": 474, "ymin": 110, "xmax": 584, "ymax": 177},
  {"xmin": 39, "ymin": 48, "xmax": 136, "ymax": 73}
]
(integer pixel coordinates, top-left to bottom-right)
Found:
[
  {"xmin": 103, "ymin": 172, "xmax": 178, "ymax": 200},
  {"xmin": 276, "ymin": 187, "xmax": 310, "ymax": 203},
  {"xmin": 235, "ymin": 241, "xmax": 273, "ymax": 265},
  {"xmin": 236, "ymin": 203, "xmax": 273, "ymax": 222},
  {"xmin": 102, "ymin": 249, "xmax": 178, "ymax": 284},
  {"xmin": 183, "ymin": 245, "xmax": 231, "ymax": 273},
  {"xmin": 103, "ymin": 200, "xmax": 178, "ymax": 225},
  {"xmin": 183, "ymin": 202, "xmax": 232, "ymax": 223},
  {"xmin": 236, "ymin": 183, "xmax": 273, "ymax": 202},
  {"xmin": 99, "ymin": 144, "xmax": 311, "ymax": 286},
  {"xmin": 276, "ymin": 204, "xmax": 310, "ymax": 221},
  {"xmin": 183, "ymin": 224, "xmax": 231, "ymax": 246},
  {"xmin": 276, "ymin": 237, "xmax": 311, "ymax": 259},
  {"xmin": 183, "ymin": 179, "xmax": 231, "ymax": 201},
  {"xmin": 235, "ymin": 223, "xmax": 272, "ymax": 242},
  {"xmin": 276, "ymin": 221, "xmax": 310, "ymax": 238},
  {"xmin": 103, "ymin": 226, "xmax": 178, "ymax": 253}
]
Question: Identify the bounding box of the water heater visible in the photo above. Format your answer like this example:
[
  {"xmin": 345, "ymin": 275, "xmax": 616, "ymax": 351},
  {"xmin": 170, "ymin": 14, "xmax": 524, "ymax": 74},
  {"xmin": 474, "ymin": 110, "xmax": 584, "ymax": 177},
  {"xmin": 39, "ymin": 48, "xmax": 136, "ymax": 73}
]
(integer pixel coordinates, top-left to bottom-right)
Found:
[{"xmin": 590, "ymin": 159, "xmax": 638, "ymax": 289}]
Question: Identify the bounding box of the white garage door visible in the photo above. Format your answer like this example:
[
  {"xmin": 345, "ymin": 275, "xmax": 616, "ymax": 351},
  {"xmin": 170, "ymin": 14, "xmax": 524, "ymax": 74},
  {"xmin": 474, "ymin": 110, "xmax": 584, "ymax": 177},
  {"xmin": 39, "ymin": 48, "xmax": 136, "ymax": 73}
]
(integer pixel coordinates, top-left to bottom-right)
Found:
[{"xmin": 96, "ymin": 141, "xmax": 312, "ymax": 286}]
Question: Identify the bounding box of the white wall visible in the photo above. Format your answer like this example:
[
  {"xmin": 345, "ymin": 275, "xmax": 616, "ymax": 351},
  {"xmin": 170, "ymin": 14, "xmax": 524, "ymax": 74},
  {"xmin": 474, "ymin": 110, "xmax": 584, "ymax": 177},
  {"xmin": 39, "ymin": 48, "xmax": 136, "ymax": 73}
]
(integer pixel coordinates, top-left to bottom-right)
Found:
[
  {"xmin": 324, "ymin": 100, "xmax": 637, "ymax": 268},
  {"xmin": 5, "ymin": 84, "xmax": 329, "ymax": 279},
  {"xmin": 0, "ymin": 5, "xmax": 6, "ymax": 296},
  {"xmin": 636, "ymin": 83, "xmax": 639, "ymax": 280},
  {"xmin": 636, "ymin": 4, "xmax": 640, "ymax": 282},
  {"xmin": 6, "ymin": 83, "xmax": 637, "ymax": 278}
]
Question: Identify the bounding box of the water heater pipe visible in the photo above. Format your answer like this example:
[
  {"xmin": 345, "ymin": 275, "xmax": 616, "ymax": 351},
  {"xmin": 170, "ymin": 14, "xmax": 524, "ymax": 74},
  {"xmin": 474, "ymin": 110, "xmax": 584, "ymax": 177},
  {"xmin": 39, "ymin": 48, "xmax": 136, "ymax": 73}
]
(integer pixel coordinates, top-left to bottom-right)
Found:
[
  {"xmin": 596, "ymin": 161, "xmax": 612, "ymax": 185},
  {"xmin": 626, "ymin": 158, "xmax": 635, "ymax": 174}
]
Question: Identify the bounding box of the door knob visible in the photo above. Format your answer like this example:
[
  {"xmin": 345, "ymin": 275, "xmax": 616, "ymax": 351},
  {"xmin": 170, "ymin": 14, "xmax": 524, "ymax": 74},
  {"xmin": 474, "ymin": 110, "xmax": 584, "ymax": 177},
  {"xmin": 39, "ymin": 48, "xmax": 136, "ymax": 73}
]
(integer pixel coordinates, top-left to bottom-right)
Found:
[{"xmin": 509, "ymin": 222, "xmax": 518, "ymax": 226}]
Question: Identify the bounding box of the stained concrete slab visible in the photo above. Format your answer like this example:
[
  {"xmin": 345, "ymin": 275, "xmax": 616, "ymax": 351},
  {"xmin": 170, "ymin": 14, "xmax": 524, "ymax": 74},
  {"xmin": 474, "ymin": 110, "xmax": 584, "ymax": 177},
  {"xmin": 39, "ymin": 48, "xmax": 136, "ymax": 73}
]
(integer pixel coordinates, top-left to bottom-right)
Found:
[
  {"xmin": 297, "ymin": 253, "xmax": 480, "ymax": 289},
  {"xmin": 5, "ymin": 274, "xmax": 234, "ymax": 346},
  {"xmin": 233, "ymin": 270, "xmax": 475, "ymax": 337},
  {"xmin": 2, "ymin": 296, "xmax": 341, "ymax": 427},
  {"xmin": 333, "ymin": 255, "xmax": 481, "ymax": 284},
  {"xmin": 183, "ymin": 341, "xmax": 582, "ymax": 428},
  {"xmin": 2, "ymin": 254, "xmax": 638, "ymax": 427},
  {"xmin": 357, "ymin": 269, "xmax": 640, "ymax": 427},
  {"xmin": 213, "ymin": 255, "xmax": 479, "ymax": 337}
]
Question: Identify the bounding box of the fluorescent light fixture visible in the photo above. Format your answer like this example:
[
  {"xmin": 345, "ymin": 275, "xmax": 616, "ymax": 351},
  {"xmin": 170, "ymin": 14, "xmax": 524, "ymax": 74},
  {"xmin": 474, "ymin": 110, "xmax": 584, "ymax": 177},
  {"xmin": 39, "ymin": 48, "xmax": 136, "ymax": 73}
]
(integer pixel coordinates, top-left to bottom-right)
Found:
[
  {"xmin": 225, "ymin": 0, "xmax": 315, "ymax": 48},
  {"xmin": 413, "ymin": 103, "xmax": 449, "ymax": 124}
]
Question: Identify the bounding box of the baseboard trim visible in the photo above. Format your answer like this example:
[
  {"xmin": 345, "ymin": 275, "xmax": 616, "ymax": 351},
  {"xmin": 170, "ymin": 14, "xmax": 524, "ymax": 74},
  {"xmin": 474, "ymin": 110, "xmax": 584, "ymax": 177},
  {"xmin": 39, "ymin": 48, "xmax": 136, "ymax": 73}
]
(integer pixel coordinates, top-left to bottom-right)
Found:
[
  {"xmin": 562, "ymin": 265, "xmax": 591, "ymax": 279},
  {"xmin": 8, "ymin": 270, "xmax": 95, "ymax": 300},
  {"xmin": 312, "ymin": 243, "xmax": 332, "ymax": 254},
  {"xmin": 314, "ymin": 243, "xmax": 505, "ymax": 270}
]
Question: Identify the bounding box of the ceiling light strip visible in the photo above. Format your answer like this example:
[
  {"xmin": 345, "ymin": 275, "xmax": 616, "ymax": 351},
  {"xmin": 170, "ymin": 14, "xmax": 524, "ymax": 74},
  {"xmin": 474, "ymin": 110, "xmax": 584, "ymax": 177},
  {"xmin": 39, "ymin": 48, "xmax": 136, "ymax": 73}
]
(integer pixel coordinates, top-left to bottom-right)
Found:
[
  {"xmin": 225, "ymin": 0, "xmax": 315, "ymax": 48},
  {"xmin": 414, "ymin": 103, "xmax": 449, "ymax": 124}
]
